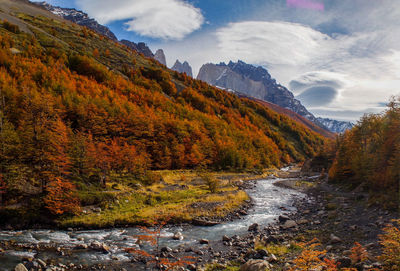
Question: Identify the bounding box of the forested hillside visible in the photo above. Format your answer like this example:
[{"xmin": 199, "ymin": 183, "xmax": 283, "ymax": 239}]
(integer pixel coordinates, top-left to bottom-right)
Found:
[
  {"xmin": 328, "ymin": 97, "xmax": 400, "ymax": 209},
  {"xmin": 0, "ymin": 1, "xmax": 326, "ymax": 221}
]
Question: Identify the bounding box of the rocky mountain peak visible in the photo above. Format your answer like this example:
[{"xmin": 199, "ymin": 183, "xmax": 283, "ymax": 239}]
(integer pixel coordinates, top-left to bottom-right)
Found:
[
  {"xmin": 154, "ymin": 49, "xmax": 167, "ymax": 66},
  {"xmin": 316, "ymin": 118, "xmax": 354, "ymax": 133},
  {"xmin": 35, "ymin": 1, "xmax": 118, "ymax": 41},
  {"xmin": 171, "ymin": 60, "xmax": 193, "ymax": 77},
  {"xmin": 197, "ymin": 60, "xmax": 323, "ymax": 128}
]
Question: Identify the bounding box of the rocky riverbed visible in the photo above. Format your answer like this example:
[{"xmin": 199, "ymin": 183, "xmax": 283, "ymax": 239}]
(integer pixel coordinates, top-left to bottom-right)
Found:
[{"xmin": 1, "ymin": 169, "xmax": 397, "ymax": 271}]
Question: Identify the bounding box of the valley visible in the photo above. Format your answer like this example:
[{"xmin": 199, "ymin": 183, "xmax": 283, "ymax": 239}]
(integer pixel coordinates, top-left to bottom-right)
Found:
[{"xmin": 0, "ymin": 0, "xmax": 399, "ymax": 270}]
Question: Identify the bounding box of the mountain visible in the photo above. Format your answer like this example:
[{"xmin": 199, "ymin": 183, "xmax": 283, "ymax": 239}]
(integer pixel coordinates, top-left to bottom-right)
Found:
[
  {"xmin": 154, "ymin": 49, "xmax": 167, "ymax": 66},
  {"xmin": 0, "ymin": 0, "xmax": 328, "ymax": 227},
  {"xmin": 119, "ymin": 40, "xmax": 155, "ymax": 58},
  {"xmin": 247, "ymin": 97, "xmax": 335, "ymax": 138},
  {"xmin": 36, "ymin": 2, "xmax": 156, "ymax": 58},
  {"xmin": 172, "ymin": 60, "xmax": 193, "ymax": 77},
  {"xmin": 197, "ymin": 61, "xmax": 323, "ymax": 128},
  {"xmin": 316, "ymin": 118, "xmax": 353, "ymax": 133},
  {"xmin": 35, "ymin": 1, "xmax": 118, "ymax": 41}
]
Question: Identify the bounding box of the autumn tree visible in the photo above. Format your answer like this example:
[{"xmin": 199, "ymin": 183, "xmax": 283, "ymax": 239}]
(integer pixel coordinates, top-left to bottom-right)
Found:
[
  {"xmin": 44, "ymin": 177, "xmax": 80, "ymax": 215},
  {"xmin": 125, "ymin": 218, "xmax": 195, "ymax": 270}
]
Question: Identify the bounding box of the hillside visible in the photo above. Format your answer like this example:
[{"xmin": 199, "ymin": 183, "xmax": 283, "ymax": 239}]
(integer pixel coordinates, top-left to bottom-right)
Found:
[
  {"xmin": 244, "ymin": 96, "xmax": 335, "ymax": 139},
  {"xmin": 328, "ymin": 97, "xmax": 400, "ymax": 209},
  {"xmin": 0, "ymin": 0, "xmax": 326, "ymax": 226}
]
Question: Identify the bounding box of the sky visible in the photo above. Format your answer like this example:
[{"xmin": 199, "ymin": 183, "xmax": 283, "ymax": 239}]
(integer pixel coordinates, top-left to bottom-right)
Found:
[{"xmin": 33, "ymin": 0, "xmax": 400, "ymax": 122}]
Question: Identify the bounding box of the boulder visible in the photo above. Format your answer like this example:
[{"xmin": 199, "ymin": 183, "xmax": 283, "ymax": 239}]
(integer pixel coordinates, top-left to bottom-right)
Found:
[
  {"xmin": 268, "ymin": 254, "xmax": 278, "ymax": 262},
  {"xmin": 14, "ymin": 264, "xmax": 28, "ymax": 271},
  {"xmin": 37, "ymin": 259, "xmax": 47, "ymax": 268},
  {"xmin": 75, "ymin": 243, "xmax": 88, "ymax": 249},
  {"xmin": 90, "ymin": 241, "xmax": 110, "ymax": 253},
  {"xmin": 248, "ymin": 223, "xmax": 259, "ymax": 232},
  {"xmin": 278, "ymin": 215, "xmax": 290, "ymax": 223},
  {"xmin": 240, "ymin": 259, "xmax": 271, "ymax": 271},
  {"xmin": 161, "ymin": 246, "xmax": 172, "ymax": 252},
  {"xmin": 330, "ymin": 234, "xmax": 342, "ymax": 243},
  {"xmin": 173, "ymin": 232, "xmax": 184, "ymax": 241},
  {"xmin": 199, "ymin": 239, "xmax": 209, "ymax": 245},
  {"xmin": 297, "ymin": 219, "xmax": 309, "ymax": 225},
  {"xmin": 282, "ymin": 220, "xmax": 297, "ymax": 229}
]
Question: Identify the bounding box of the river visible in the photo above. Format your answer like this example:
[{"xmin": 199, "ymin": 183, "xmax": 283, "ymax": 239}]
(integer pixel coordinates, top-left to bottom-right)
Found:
[{"xmin": 0, "ymin": 175, "xmax": 307, "ymax": 270}]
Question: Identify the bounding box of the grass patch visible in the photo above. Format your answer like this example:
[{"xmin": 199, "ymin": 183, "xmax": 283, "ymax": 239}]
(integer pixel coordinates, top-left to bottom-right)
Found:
[
  {"xmin": 205, "ymin": 263, "xmax": 241, "ymax": 271},
  {"xmin": 295, "ymin": 180, "xmax": 316, "ymax": 188},
  {"xmin": 59, "ymin": 170, "xmax": 254, "ymax": 228}
]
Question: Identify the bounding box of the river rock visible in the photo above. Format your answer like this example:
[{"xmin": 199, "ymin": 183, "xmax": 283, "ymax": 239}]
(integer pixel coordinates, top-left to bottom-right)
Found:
[
  {"xmin": 222, "ymin": 235, "xmax": 231, "ymax": 242},
  {"xmin": 278, "ymin": 215, "xmax": 290, "ymax": 223},
  {"xmin": 90, "ymin": 241, "xmax": 110, "ymax": 253},
  {"xmin": 240, "ymin": 259, "xmax": 271, "ymax": 271},
  {"xmin": 173, "ymin": 232, "xmax": 184, "ymax": 241},
  {"xmin": 75, "ymin": 243, "xmax": 88, "ymax": 249},
  {"xmin": 93, "ymin": 207, "xmax": 102, "ymax": 213},
  {"xmin": 161, "ymin": 246, "xmax": 172, "ymax": 252},
  {"xmin": 199, "ymin": 239, "xmax": 209, "ymax": 245},
  {"xmin": 282, "ymin": 220, "xmax": 297, "ymax": 229},
  {"xmin": 268, "ymin": 254, "xmax": 278, "ymax": 262},
  {"xmin": 330, "ymin": 234, "xmax": 342, "ymax": 243},
  {"xmin": 37, "ymin": 259, "xmax": 47, "ymax": 268},
  {"xmin": 14, "ymin": 264, "xmax": 28, "ymax": 271},
  {"xmin": 297, "ymin": 219, "xmax": 309, "ymax": 225},
  {"xmin": 248, "ymin": 223, "xmax": 259, "ymax": 232}
]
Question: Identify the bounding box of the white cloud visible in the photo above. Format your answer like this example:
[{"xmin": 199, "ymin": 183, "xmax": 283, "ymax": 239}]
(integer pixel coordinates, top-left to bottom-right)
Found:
[
  {"xmin": 216, "ymin": 21, "xmax": 330, "ymax": 66},
  {"xmin": 76, "ymin": 0, "xmax": 204, "ymax": 40}
]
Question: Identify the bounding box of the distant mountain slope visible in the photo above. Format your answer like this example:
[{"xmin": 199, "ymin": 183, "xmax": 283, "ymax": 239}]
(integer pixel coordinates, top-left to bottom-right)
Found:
[
  {"xmin": 36, "ymin": 1, "xmax": 118, "ymax": 41},
  {"xmin": 253, "ymin": 98, "xmax": 335, "ymax": 139},
  {"xmin": 35, "ymin": 1, "xmax": 157, "ymax": 58},
  {"xmin": 317, "ymin": 118, "xmax": 353, "ymax": 133},
  {"xmin": 197, "ymin": 61, "xmax": 324, "ymax": 128}
]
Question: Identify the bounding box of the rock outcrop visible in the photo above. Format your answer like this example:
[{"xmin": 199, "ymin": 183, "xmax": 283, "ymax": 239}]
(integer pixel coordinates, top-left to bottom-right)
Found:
[
  {"xmin": 197, "ymin": 61, "xmax": 322, "ymax": 127},
  {"xmin": 120, "ymin": 40, "xmax": 154, "ymax": 58},
  {"xmin": 172, "ymin": 60, "xmax": 193, "ymax": 77},
  {"xmin": 154, "ymin": 49, "xmax": 167, "ymax": 66}
]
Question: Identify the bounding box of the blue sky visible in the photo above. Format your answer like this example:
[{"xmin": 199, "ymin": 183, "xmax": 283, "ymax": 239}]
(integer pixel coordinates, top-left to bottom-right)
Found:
[{"xmin": 33, "ymin": 0, "xmax": 400, "ymax": 121}]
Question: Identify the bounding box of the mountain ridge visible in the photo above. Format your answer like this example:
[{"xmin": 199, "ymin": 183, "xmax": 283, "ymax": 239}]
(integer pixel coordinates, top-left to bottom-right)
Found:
[
  {"xmin": 197, "ymin": 61, "xmax": 324, "ymax": 129},
  {"xmin": 316, "ymin": 117, "xmax": 354, "ymax": 133}
]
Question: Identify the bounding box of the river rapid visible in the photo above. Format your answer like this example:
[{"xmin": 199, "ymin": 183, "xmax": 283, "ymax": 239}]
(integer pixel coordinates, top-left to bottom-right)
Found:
[{"xmin": 0, "ymin": 173, "xmax": 308, "ymax": 270}]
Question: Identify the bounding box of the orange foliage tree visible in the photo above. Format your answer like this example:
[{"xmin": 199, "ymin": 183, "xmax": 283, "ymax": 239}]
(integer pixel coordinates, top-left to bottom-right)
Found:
[
  {"xmin": 379, "ymin": 220, "xmax": 400, "ymax": 270},
  {"xmin": 44, "ymin": 177, "xmax": 80, "ymax": 215},
  {"xmin": 125, "ymin": 218, "xmax": 195, "ymax": 270}
]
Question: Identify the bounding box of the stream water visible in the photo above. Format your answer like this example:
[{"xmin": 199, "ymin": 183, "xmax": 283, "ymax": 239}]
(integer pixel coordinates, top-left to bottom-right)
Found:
[{"xmin": 0, "ymin": 175, "xmax": 307, "ymax": 270}]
